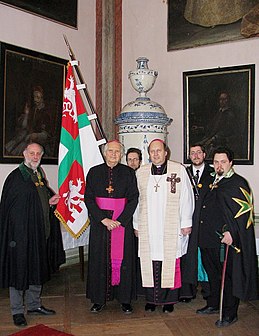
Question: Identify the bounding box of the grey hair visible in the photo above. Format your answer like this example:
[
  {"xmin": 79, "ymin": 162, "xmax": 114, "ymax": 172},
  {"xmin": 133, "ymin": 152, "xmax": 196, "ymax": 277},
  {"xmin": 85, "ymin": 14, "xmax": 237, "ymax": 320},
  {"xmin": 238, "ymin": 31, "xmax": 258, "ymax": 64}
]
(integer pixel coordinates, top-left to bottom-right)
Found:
[{"xmin": 102, "ymin": 140, "xmax": 125, "ymax": 157}]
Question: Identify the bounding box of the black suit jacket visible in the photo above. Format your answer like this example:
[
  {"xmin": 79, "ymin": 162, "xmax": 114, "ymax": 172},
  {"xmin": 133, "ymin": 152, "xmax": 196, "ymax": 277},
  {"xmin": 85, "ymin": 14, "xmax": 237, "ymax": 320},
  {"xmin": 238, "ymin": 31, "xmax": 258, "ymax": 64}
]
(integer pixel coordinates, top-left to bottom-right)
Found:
[{"xmin": 187, "ymin": 163, "xmax": 214, "ymax": 200}]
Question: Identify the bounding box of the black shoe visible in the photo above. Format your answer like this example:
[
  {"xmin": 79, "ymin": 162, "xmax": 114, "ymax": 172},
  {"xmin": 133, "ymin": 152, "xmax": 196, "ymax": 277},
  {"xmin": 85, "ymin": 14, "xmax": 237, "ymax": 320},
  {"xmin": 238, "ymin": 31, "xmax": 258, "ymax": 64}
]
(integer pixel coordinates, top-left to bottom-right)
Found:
[
  {"xmin": 163, "ymin": 304, "xmax": 174, "ymax": 313},
  {"xmin": 121, "ymin": 303, "xmax": 133, "ymax": 314},
  {"xmin": 27, "ymin": 305, "xmax": 56, "ymax": 315},
  {"xmin": 13, "ymin": 313, "xmax": 27, "ymax": 327},
  {"xmin": 196, "ymin": 305, "xmax": 219, "ymax": 314},
  {"xmin": 90, "ymin": 303, "xmax": 105, "ymax": 313},
  {"xmin": 215, "ymin": 316, "xmax": 238, "ymax": 328},
  {"xmin": 145, "ymin": 303, "xmax": 156, "ymax": 312},
  {"xmin": 179, "ymin": 298, "xmax": 192, "ymax": 303}
]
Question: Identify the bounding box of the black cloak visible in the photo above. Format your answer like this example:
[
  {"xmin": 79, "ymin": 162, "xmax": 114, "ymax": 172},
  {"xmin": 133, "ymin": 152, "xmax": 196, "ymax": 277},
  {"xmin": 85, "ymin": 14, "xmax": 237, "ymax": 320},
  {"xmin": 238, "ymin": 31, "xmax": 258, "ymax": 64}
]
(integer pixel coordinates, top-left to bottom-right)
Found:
[
  {"xmin": 0, "ymin": 163, "xmax": 65, "ymax": 290},
  {"xmin": 84, "ymin": 163, "xmax": 139, "ymax": 304},
  {"xmin": 184, "ymin": 172, "xmax": 258, "ymax": 301}
]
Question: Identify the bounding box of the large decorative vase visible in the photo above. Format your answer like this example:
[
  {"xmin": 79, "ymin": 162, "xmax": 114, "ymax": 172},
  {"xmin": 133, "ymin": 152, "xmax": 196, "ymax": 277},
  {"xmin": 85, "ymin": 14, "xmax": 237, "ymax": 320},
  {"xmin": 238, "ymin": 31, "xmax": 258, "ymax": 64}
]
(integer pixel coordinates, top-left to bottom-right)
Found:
[{"xmin": 115, "ymin": 57, "xmax": 172, "ymax": 164}]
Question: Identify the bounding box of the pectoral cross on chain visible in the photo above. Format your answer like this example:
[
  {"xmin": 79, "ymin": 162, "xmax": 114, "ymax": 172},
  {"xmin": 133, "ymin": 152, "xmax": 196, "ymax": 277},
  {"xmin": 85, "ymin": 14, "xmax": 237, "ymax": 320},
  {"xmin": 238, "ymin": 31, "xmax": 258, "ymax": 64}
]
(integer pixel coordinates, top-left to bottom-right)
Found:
[
  {"xmin": 154, "ymin": 183, "xmax": 160, "ymax": 192},
  {"xmin": 166, "ymin": 173, "xmax": 181, "ymax": 193},
  {"xmin": 106, "ymin": 185, "xmax": 114, "ymax": 194}
]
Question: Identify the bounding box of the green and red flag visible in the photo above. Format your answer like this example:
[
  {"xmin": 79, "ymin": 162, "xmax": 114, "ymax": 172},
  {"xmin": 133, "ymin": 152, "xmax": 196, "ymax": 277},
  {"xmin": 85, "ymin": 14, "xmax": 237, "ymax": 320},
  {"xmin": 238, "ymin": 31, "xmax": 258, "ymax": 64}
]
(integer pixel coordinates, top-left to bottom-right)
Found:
[{"xmin": 55, "ymin": 62, "xmax": 104, "ymax": 246}]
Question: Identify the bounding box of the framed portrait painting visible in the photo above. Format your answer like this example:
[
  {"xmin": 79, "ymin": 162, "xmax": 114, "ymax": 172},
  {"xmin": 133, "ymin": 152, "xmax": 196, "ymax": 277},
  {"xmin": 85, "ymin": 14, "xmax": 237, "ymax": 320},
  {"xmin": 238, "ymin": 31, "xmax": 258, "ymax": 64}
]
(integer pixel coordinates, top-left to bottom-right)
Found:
[
  {"xmin": 0, "ymin": 42, "xmax": 67, "ymax": 164},
  {"xmin": 0, "ymin": 0, "xmax": 78, "ymax": 28},
  {"xmin": 168, "ymin": 0, "xmax": 259, "ymax": 51},
  {"xmin": 183, "ymin": 64, "xmax": 255, "ymax": 165}
]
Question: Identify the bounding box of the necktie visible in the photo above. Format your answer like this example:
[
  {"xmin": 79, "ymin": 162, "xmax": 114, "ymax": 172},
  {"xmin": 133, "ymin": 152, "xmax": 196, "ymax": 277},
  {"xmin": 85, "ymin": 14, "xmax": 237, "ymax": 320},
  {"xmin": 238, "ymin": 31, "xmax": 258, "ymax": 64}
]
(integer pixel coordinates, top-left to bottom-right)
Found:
[{"xmin": 194, "ymin": 170, "xmax": 200, "ymax": 184}]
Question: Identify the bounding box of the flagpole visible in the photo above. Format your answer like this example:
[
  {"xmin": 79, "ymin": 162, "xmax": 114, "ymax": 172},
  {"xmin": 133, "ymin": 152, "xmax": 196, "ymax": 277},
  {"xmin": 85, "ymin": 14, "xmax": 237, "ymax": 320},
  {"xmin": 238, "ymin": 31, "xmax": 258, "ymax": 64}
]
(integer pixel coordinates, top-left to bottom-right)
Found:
[
  {"xmin": 63, "ymin": 34, "xmax": 107, "ymax": 142},
  {"xmin": 61, "ymin": 36, "xmax": 107, "ymax": 280}
]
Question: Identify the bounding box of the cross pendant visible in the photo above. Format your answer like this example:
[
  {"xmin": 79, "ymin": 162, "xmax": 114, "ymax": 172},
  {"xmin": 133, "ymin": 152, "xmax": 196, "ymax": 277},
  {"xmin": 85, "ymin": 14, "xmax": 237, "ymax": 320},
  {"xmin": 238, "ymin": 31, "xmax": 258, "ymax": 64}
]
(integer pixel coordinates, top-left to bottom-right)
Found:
[
  {"xmin": 166, "ymin": 173, "xmax": 181, "ymax": 193},
  {"xmin": 106, "ymin": 185, "xmax": 114, "ymax": 194},
  {"xmin": 154, "ymin": 183, "xmax": 160, "ymax": 192}
]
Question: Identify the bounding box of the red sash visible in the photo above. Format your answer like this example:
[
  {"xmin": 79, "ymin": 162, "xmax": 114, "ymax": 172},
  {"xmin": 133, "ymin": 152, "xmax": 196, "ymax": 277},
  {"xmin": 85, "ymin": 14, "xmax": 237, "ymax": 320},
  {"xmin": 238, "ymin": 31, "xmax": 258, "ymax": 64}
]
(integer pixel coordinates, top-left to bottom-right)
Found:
[{"xmin": 95, "ymin": 197, "xmax": 127, "ymax": 285}]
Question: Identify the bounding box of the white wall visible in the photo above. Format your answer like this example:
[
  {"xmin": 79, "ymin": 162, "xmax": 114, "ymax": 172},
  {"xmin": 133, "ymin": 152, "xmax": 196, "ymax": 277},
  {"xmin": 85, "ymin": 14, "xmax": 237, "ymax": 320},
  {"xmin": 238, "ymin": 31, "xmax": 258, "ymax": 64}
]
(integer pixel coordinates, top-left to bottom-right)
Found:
[
  {"xmin": 0, "ymin": 0, "xmax": 96, "ymax": 193},
  {"xmin": 0, "ymin": 0, "xmax": 258, "ymax": 215},
  {"xmin": 122, "ymin": 0, "xmax": 259, "ymax": 213}
]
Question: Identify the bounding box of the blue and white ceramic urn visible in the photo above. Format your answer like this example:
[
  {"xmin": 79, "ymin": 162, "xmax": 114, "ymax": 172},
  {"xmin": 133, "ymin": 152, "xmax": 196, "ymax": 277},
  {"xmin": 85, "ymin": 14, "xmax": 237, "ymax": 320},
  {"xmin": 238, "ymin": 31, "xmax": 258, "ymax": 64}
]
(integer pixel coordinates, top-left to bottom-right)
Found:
[{"xmin": 115, "ymin": 57, "xmax": 172, "ymax": 164}]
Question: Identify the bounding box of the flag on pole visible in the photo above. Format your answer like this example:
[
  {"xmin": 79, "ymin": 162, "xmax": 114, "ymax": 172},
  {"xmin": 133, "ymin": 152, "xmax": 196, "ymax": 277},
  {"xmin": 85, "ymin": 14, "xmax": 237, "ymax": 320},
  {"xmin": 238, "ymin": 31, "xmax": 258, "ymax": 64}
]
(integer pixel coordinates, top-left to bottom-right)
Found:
[{"xmin": 55, "ymin": 61, "xmax": 104, "ymax": 245}]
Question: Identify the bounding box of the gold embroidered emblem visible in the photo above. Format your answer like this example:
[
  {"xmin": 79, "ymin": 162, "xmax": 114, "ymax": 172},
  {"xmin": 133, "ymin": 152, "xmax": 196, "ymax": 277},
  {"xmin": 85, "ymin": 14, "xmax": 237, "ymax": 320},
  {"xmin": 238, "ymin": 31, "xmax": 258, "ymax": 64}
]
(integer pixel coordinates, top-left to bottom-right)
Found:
[{"xmin": 232, "ymin": 187, "xmax": 254, "ymax": 229}]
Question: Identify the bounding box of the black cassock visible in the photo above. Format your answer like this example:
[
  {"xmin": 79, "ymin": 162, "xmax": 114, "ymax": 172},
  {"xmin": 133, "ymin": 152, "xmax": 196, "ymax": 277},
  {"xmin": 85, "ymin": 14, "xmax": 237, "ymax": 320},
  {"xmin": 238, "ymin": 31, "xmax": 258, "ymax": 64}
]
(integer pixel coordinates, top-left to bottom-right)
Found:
[{"xmin": 85, "ymin": 163, "xmax": 139, "ymax": 305}]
